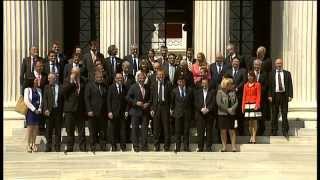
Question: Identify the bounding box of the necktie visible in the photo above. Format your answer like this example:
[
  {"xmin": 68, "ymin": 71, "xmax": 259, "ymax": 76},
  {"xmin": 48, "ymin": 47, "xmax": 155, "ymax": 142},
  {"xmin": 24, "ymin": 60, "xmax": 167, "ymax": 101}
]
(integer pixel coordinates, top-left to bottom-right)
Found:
[
  {"xmin": 278, "ymin": 70, "xmax": 283, "ymax": 91},
  {"xmin": 179, "ymin": 87, "xmax": 183, "ymax": 97},
  {"xmin": 159, "ymin": 82, "xmax": 163, "ymax": 102},
  {"xmin": 98, "ymin": 84, "xmax": 102, "ymax": 96},
  {"xmin": 233, "ymin": 69, "xmax": 237, "ymax": 77},
  {"xmin": 203, "ymin": 90, "xmax": 207, "ymax": 108},
  {"xmin": 76, "ymin": 81, "xmax": 80, "ymax": 95},
  {"xmin": 218, "ymin": 64, "xmax": 222, "ymax": 74},
  {"xmin": 124, "ymin": 74, "xmax": 127, "ymax": 83},
  {"xmin": 52, "ymin": 85, "xmax": 56, "ymax": 106},
  {"xmin": 140, "ymin": 85, "xmax": 145, "ymax": 99},
  {"xmin": 31, "ymin": 58, "xmax": 36, "ymax": 72},
  {"xmin": 113, "ymin": 57, "xmax": 117, "ymax": 73},
  {"xmin": 133, "ymin": 58, "xmax": 137, "ymax": 74}
]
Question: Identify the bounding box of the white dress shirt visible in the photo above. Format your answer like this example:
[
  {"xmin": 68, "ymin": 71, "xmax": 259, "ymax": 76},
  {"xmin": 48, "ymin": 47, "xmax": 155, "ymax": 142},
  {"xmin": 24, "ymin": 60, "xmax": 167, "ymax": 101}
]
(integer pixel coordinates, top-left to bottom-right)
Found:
[
  {"xmin": 158, "ymin": 80, "xmax": 165, "ymax": 101},
  {"xmin": 169, "ymin": 64, "xmax": 175, "ymax": 82},
  {"xmin": 52, "ymin": 84, "xmax": 59, "ymax": 108},
  {"xmin": 203, "ymin": 88, "xmax": 208, "ymax": 108}
]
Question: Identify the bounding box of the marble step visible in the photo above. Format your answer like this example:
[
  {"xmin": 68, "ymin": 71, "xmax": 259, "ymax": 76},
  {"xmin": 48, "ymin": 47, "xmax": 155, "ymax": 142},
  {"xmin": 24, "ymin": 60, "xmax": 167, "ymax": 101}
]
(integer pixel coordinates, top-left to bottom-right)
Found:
[
  {"xmin": 4, "ymin": 142, "xmax": 316, "ymax": 153},
  {"xmin": 297, "ymin": 128, "xmax": 317, "ymax": 136},
  {"xmin": 4, "ymin": 151, "xmax": 316, "ymax": 180}
]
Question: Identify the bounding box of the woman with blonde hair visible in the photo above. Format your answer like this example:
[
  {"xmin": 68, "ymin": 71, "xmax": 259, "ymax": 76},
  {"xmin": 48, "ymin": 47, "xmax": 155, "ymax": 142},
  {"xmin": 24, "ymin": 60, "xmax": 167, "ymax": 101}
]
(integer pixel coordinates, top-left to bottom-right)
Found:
[
  {"xmin": 191, "ymin": 52, "xmax": 211, "ymax": 86},
  {"xmin": 216, "ymin": 77, "xmax": 238, "ymax": 152}
]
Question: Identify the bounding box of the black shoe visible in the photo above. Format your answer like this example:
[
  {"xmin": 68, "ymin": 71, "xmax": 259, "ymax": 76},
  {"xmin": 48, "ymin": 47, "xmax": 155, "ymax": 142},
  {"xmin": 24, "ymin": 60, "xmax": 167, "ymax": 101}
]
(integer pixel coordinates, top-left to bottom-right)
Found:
[
  {"xmin": 206, "ymin": 147, "xmax": 213, "ymax": 152},
  {"xmin": 100, "ymin": 145, "xmax": 107, "ymax": 151},
  {"xmin": 271, "ymin": 130, "xmax": 278, "ymax": 136},
  {"xmin": 90, "ymin": 145, "xmax": 96, "ymax": 152},
  {"xmin": 198, "ymin": 149, "xmax": 203, "ymax": 152},
  {"xmin": 112, "ymin": 145, "xmax": 117, "ymax": 152},
  {"xmin": 154, "ymin": 146, "xmax": 160, "ymax": 152},
  {"xmin": 141, "ymin": 146, "xmax": 148, "ymax": 151},
  {"xmin": 134, "ymin": 147, "xmax": 140, "ymax": 152},
  {"xmin": 283, "ymin": 132, "xmax": 289, "ymax": 139},
  {"xmin": 174, "ymin": 148, "xmax": 180, "ymax": 153},
  {"xmin": 164, "ymin": 148, "xmax": 170, "ymax": 152},
  {"xmin": 45, "ymin": 146, "xmax": 52, "ymax": 152},
  {"xmin": 120, "ymin": 145, "xmax": 126, "ymax": 152},
  {"xmin": 79, "ymin": 144, "xmax": 86, "ymax": 152},
  {"xmin": 54, "ymin": 146, "xmax": 60, "ymax": 152}
]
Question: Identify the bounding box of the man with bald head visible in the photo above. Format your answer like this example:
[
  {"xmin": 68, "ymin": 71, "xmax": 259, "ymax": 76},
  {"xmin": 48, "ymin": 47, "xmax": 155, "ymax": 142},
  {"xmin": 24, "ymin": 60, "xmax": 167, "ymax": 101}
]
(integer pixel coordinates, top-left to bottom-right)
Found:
[
  {"xmin": 62, "ymin": 67, "xmax": 87, "ymax": 153},
  {"xmin": 210, "ymin": 52, "xmax": 231, "ymax": 91},
  {"xmin": 268, "ymin": 58, "xmax": 293, "ymax": 138}
]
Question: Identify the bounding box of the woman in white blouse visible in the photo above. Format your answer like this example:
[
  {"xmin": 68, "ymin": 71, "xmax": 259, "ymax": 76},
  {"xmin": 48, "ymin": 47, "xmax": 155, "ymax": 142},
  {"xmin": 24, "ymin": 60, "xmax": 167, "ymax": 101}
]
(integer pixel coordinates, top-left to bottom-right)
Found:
[{"xmin": 24, "ymin": 78, "xmax": 42, "ymax": 153}]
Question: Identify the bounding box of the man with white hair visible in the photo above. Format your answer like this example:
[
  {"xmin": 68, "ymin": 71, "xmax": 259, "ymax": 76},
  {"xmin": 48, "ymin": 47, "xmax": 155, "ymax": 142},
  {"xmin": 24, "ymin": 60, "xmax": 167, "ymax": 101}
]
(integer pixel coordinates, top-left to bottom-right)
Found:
[
  {"xmin": 124, "ymin": 44, "xmax": 141, "ymax": 76},
  {"xmin": 253, "ymin": 59, "xmax": 269, "ymax": 135},
  {"xmin": 256, "ymin": 46, "xmax": 272, "ymax": 73}
]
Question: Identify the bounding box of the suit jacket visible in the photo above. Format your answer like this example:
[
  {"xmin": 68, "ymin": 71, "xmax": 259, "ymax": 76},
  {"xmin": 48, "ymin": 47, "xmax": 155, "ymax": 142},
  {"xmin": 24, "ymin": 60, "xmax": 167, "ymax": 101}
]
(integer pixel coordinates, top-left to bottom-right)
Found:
[
  {"xmin": 256, "ymin": 71, "xmax": 269, "ymax": 100},
  {"xmin": 216, "ymin": 89, "xmax": 238, "ymax": 116},
  {"xmin": 62, "ymin": 78, "xmax": 85, "ymax": 113},
  {"xmin": 84, "ymin": 81, "xmax": 107, "ymax": 116},
  {"xmin": 43, "ymin": 61, "xmax": 63, "ymax": 83},
  {"xmin": 210, "ymin": 62, "xmax": 230, "ymax": 90},
  {"xmin": 194, "ymin": 88, "xmax": 215, "ymax": 116},
  {"xmin": 83, "ymin": 52, "xmax": 105, "ymax": 81},
  {"xmin": 63, "ymin": 63, "xmax": 87, "ymax": 83},
  {"xmin": 224, "ymin": 54, "xmax": 247, "ymax": 70},
  {"xmin": 123, "ymin": 54, "xmax": 142, "ymax": 76},
  {"xmin": 122, "ymin": 72, "xmax": 135, "ymax": 91},
  {"xmin": 225, "ymin": 68, "xmax": 247, "ymax": 96},
  {"xmin": 105, "ymin": 56, "xmax": 123, "ymax": 83},
  {"xmin": 173, "ymin": 67, "xmax": 194, "ymax": 88},
  {"xmin": 42, "ymin": 84, "xmax": 63, "ymax": 113},
  {"xmin": 150, "ymin": 80, "xmax": 172, "ymax": 111},
  {"xmin": 162, "ymin": 63, "xmax": 176, "ymax": 85},
  {"xmin": 126, "ymin": 83, "xmax": 151, "ymax": 117},
  {"xmin": 268, "ymin": 70, "xmax": 293, "ymax": 98},
  {"xmin": 107, "ymin": 83, "xmax": 128, "ymax": 118},
  {"xmin": 171, "ymin": 86, "xmax": 193, "ymax": 119},
  {"xmin": 261, "ymin": 57, "xmax": 273, "ymax": 73},
  {"xmin": 20, "ymin": 56, "xmax": 45, "ymax": 92}
]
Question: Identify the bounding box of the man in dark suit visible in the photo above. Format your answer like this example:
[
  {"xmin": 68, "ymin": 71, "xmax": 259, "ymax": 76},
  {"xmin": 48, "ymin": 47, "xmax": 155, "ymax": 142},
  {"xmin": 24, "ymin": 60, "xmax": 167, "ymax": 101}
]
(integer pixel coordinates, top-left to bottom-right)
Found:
[
  {"xmin": 126, "ymin": 72, "xmax": 151, "ymax": 152},
  {"xmin": 20, "ymin": 46, "xmax": 42, "ymax": 95},
  {"xmin": 210, "ymin": 53, "xmax": 231, "ymax": 91},
  {"xmin": 149, "ymin": 62, "xmax": 162, "ymax": 89},
  {"xmin": 83, "ymin": 40, "xmax": 105, "ymax": 81},
  {"xmin": 173, "ymin": 60, "xmax": 194, "ymax": 88},
  {"xmin": 253, "ymin": 59, "xmax": 269, "ymax": 135},
  {"xmin": 150, "ymin": 69, "xmax": 172, "ymax": 151},
  {"xmin": 156, "ymin": 45, "xmax": 168, "ymax": 65},
  {"xmin": 268, "ymin": 58, "xmax": 293, "ymax": 138},
  {"xmin": 162, "ymin": 53, "xmax": 177, "ymax": 86},
  {"xmin": 84, "ymin": 71, "xmax": 108, "ymax": 153},
  {"xmin": 121, "ymin": 61, "xmax": 135, "ymax": 90},
  {"xmin": 62, "ymin": 67, "xmax": 86, "ymax": 153},
  {"xmin": 107, "ymin": 73, "xmax": 129, "ymax": 152},
  {"xmin": 194, "ymin": 78, "xmax": 216, "ymax": 152},
  {"xmin": 124, "ymin": 44, "xmax": 141, "ymax": 77},
  {"xmin": 28, "ymin": 59, "xmax": 48, "ymax": 91},
  {"xmin": 51, "ymin": 42, "xmax": 67, "ymax": 78},
  {"xmin": 44, "ymin": 51, "xmax": 63, "ymax": 84},
  {"xmin": 225, "ymin": 43, "xmax": 247, "ymax": 70},
  {"xmin": 185, "ymin": 48, "xmax": 196, "ymax": 72},
  {"xmin": 171, "ymin": 76, "xmax": 193, "ymax": 152},
  {"xmin": 146, "ymin": 48, "xmax": 157, "ymax": 71},
  {"xmin": 43, "ymin": 73, "xmax": 63, "ymax": 152},
  {"xmin": 105, "ymin": 45, "xmax": 123, "ymax": 85},
  {"xmin": 63, "ymin": 52, "xmax": 87, "ymax": 82}
]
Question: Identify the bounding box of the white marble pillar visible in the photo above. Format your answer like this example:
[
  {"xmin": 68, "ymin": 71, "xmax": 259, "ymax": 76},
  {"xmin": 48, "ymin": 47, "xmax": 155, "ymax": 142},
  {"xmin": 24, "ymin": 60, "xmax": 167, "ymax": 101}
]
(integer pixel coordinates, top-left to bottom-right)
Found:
[
  {"xmin": 271, "ymin": 1, "xmax": 317, "ymax": 120},
  {"xmin": 193, "ymin": 1, "xmax": 229, "ymax": 63},
  {"xmin": 100, "ymin": 1, "xmax": 139, "ymax": 59},
  {"xmin": 3, "ymin": 1, "xmax": 63, "ymax": 118}
]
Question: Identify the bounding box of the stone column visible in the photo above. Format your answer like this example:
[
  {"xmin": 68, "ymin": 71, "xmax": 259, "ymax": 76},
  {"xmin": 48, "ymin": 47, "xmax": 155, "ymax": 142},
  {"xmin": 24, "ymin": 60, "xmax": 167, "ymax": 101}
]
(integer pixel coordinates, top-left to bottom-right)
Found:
[
  {"xmin": 100, "ymin": 1, "xmax": 139, "ymax": 59},
  {"xmin": 3, "ymin": 1, "xmax": 63, "ymax": 119},
  {"xmin": 271, "ymin": 1, "xmax": 317, "ymax": 121},
  {"xmin": 193, "ymin": 1, "xmax": 229, "ymax": 63}
]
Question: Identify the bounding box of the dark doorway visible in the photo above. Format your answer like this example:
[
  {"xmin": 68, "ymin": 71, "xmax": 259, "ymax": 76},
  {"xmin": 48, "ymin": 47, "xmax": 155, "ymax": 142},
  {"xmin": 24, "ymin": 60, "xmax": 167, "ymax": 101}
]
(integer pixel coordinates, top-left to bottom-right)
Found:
[{"xmin": 63, "ymin": 1, "xmax": 80, "ymax": 59}]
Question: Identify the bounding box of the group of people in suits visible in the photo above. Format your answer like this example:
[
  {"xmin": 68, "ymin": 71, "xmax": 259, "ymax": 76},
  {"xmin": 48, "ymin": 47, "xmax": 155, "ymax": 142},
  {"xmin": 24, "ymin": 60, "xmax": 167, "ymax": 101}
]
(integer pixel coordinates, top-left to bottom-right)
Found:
[{"xmin": 20, "ymin": 40, "xmax": 293, "ymax": 153}]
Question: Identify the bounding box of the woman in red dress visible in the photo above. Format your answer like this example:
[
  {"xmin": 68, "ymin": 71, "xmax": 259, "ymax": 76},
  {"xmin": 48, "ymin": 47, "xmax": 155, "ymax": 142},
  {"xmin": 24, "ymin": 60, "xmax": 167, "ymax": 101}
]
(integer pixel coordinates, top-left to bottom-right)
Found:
[
  {"xmin": 192, "ymin": 52, "xmax": 211, "ymax": 87},
  {"xmin": 242, "ymin": 71, "xmax": 261, "ymax": 144}
]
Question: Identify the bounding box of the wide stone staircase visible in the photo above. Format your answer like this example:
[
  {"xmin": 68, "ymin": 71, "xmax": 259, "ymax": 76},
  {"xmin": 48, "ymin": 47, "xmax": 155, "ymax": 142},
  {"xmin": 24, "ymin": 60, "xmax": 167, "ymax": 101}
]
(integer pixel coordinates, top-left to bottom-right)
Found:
[{"xmin": 4, "ymin": 119, "xmax": 317, "ymax": 180}]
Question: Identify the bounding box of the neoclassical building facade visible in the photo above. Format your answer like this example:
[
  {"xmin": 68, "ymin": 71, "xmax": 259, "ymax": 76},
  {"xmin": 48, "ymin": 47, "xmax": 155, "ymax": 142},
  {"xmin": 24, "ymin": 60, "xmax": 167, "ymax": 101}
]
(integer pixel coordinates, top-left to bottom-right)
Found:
[{"xmin": 3, "ymin": 1, "xmax": 317, "ymax": 131}]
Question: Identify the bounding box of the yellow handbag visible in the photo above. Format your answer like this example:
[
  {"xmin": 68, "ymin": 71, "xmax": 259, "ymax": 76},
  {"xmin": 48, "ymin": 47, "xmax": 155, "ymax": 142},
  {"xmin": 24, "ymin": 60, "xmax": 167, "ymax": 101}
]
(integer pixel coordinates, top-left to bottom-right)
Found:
[{"xmin": 15, "ymin": 96, "xmax": 28, "ymax": 115}]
